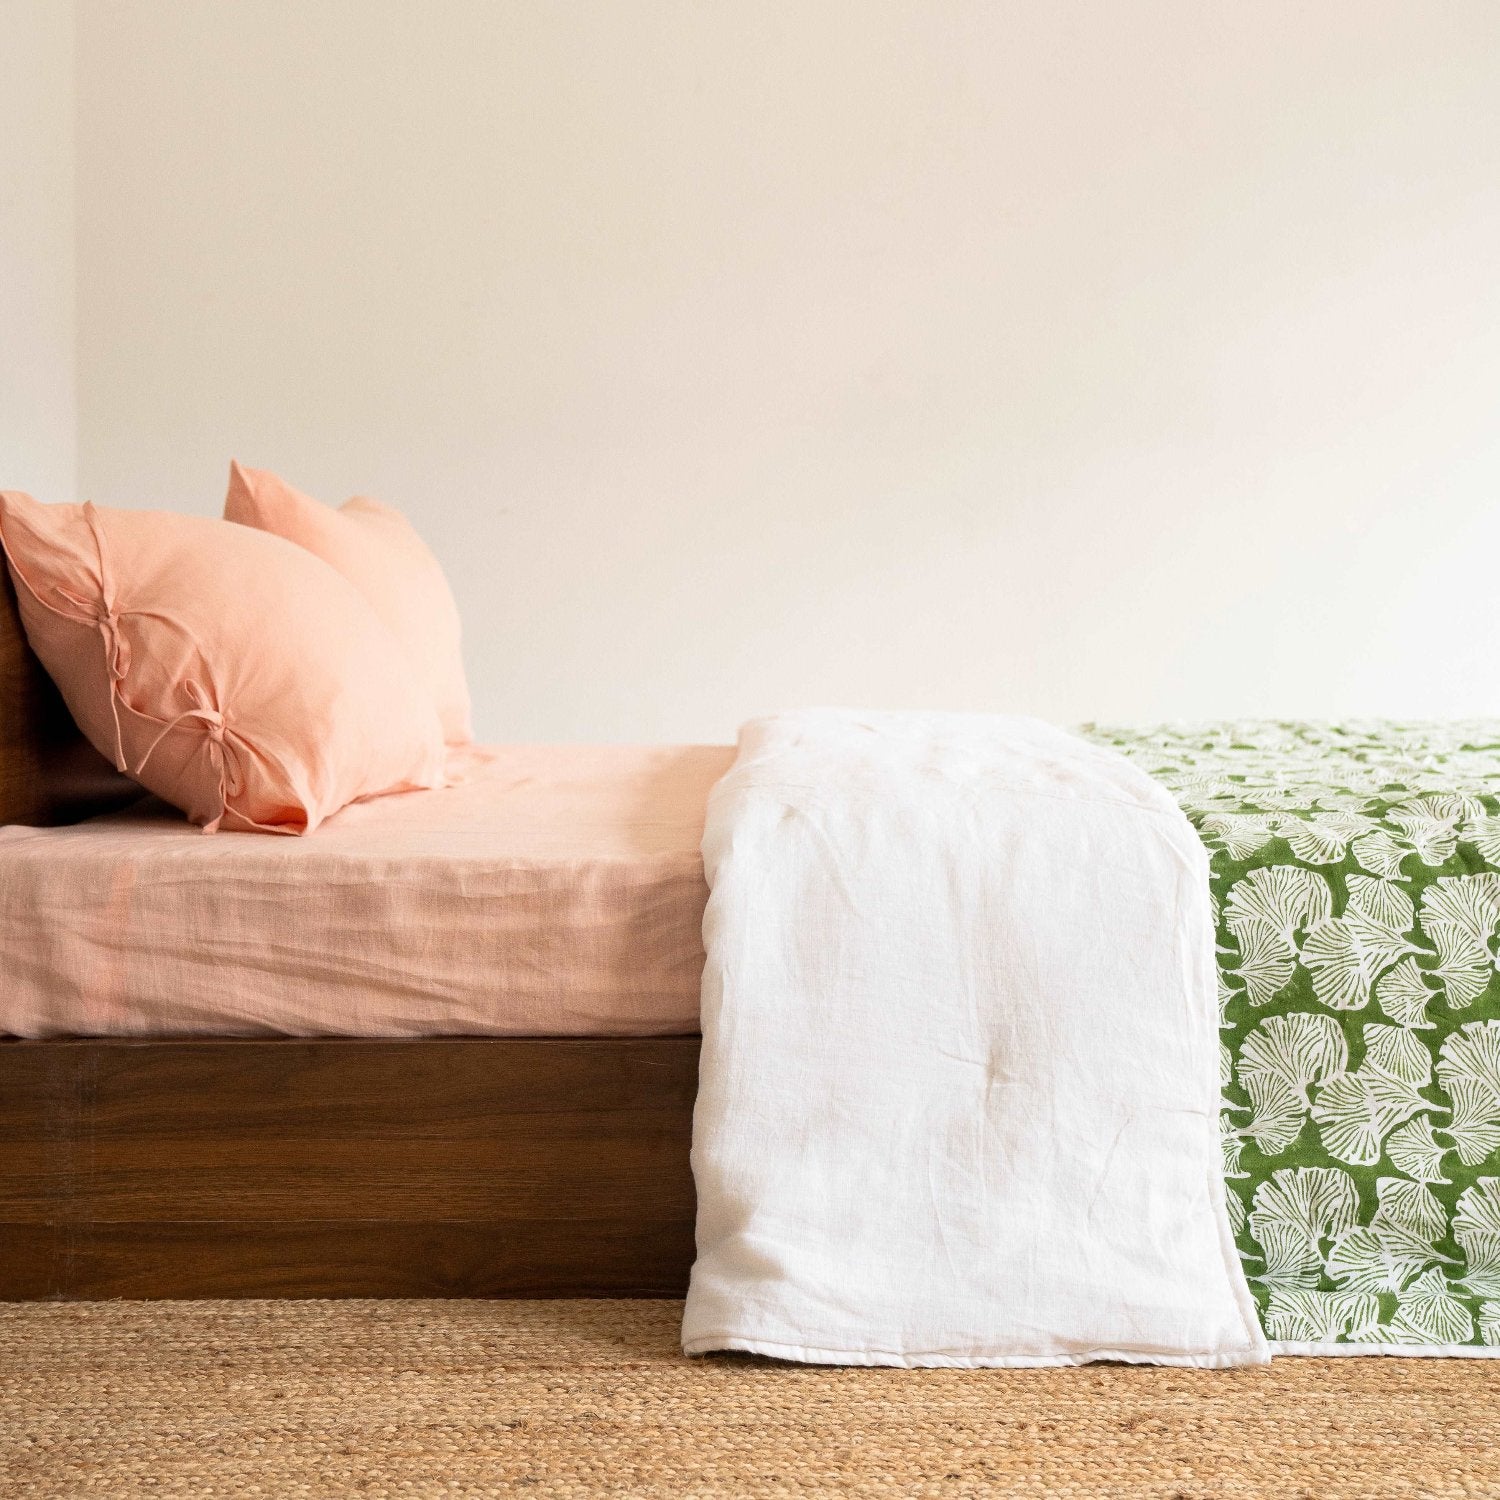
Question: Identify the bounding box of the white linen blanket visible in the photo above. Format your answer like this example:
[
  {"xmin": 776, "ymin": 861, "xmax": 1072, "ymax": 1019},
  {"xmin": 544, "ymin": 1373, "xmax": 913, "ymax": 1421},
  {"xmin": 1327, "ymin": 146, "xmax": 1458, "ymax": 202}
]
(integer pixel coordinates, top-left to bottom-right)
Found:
[{"xmin": 683, "ymin": 709, "xmax": 1268, "ymax": 1368}]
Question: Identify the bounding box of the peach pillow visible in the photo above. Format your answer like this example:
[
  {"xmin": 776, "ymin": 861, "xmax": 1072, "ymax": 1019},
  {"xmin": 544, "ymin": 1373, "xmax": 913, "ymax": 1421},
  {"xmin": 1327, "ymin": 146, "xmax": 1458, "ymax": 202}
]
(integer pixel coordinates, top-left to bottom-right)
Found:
[
  {"xmin": 0, "ymin": 491, "xmax": 448, "ymax": 835},
  {"xmin": 225, "ymin": 463, "xmax": 472, "ymax": 743}
]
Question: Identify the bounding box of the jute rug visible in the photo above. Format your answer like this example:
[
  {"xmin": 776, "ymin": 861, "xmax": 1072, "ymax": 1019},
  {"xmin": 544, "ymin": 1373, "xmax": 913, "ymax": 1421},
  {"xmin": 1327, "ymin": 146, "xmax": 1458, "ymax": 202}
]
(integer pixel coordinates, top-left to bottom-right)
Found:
[{"xmin": 3, "ymin": 1299, "xmax": 1498, "ymax": 1499}]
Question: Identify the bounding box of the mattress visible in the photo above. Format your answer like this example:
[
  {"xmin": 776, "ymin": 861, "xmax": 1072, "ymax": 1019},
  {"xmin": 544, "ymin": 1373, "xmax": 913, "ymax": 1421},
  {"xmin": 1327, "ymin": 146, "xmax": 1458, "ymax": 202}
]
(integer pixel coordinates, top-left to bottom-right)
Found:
[{"xmin": 0, "ymin": 743, "xmax": 733, "ymax": 1038}]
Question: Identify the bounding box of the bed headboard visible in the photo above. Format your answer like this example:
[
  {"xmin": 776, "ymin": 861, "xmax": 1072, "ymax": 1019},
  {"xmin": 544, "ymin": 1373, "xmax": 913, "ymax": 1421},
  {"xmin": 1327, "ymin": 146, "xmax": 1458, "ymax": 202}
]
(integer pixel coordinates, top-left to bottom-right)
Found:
[{"xmin": 0, "ymin": 563, "xmax": 141, "ymax": 825}]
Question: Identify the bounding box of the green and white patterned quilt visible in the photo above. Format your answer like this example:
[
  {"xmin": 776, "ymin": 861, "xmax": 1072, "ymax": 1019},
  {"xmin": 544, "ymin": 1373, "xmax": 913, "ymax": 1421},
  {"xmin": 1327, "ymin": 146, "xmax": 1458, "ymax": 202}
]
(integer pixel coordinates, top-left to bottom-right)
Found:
[{"xmin": 1085, "ymin": 721, "xmax": 1500, "ymax": 1352}]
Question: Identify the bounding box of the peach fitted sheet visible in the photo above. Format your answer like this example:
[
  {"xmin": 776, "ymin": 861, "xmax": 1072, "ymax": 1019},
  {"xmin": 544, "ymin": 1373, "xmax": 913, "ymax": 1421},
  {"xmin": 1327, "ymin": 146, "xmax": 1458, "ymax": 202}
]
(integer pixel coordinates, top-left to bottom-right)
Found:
[{"xmin": 0, "ymin": 744, "xmax": 733, "ymax": 1039}]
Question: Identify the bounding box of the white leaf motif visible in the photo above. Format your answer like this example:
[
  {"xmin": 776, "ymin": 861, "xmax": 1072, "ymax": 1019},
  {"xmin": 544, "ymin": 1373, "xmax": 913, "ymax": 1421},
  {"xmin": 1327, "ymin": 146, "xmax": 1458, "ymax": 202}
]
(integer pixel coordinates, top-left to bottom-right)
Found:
[
  {"xmin": 1311, "ymin": 1026, "xmax": 1431, "ymax": 1166},
  {"xmin": 1225, "ymin": 1185, "xmax": 1246, "ymax": 1235},
  {"xmin": 1225, "ymin": 865, "xmax": 1335, "ymax": 936},
  {"xmin": 1463, "ymin": 816, "xmax": 1500, "ymax": 866},
  {"xmin": 1247, "ymin": 1167, "xmax": 1359, "ymax": 1288},
  {"xmin": 1407, "ymin": 792, "xmax": 1487, "ymax": 825},
  {"xmin": 1301, "ymin": 905, "xmax": 1416, "ymax": 1012},
  {"xmin": 1352, "ymin": 831, "xmax": 1410, "ymax": 880},
  {"xmin": 1384, "ymin": 1266, "xmax": 1474, "ymax": 1346},
  {"xmin": 1199, "ymin": 814, "xmax": 1277, "ymax": 859},
  {"xmin": 1326, "ymin": 1226, "xmax": 1427, "ymax": 1294},
  {"xmin": 1436, "ymin": 1021, "xmax": 1500, "ymax": 1167},
  {"xmin": 1385, "ymin": 1115, "xmax": 1449, "ymax": 1183},
  {"xmin": 1479, "ymin": 1303, "xmax": 1500, "ymax": 1346},
  {"xmin": 1376, "ymin": 1176, "xmax": 1447, "ymax": 1243},
  {"xmin": 1325, "ymin": 1178, "xmax": 1444, "ymax": 1293},
  {"xmin": 1419, "ymin": 876, "xmax": 1500, "ymax": 1008},
  {"xmin": 1239, "ymin": 1012, "xmax": 1347, "ymax": 1100},
  {"xmin": 1455, "ymin": 1179, "xmax": 1500, "ymax": 1298},
  {"xmin": 1240, "ymin": 1075, "xmax": 1309, "ymax": 1155},
  {"xmin": 1375, "ymin": 957, "xmax": 1436, "ymax": 1029},
  {"xmin": 1345, "ymin": 874, "xmax": 1415, "ymax": 934},
  {"xmin": 1224, "ymin": 867, "xmax": 1333, "ymax": 1006},
  {"xmin": 1220, "ymin": 1113, "xmax": 1248, "ymax": 1180},
  {"xmin": 1419, "ymin": 875, "xmax": 1500, "ymax": 950},
  {"xmin": 1216, "ymin": 968, "xmax": 1238, "ymax": 1024},
  {"xmin": 1364, "ymin": 1025, "xmax": 1433, "ymax": 1086},
  {"xmin": 1264, "ymin": 1288, "xmax": 1381, "ymax": 1343},
  {"xmin": 1277, "ymin": 812, "xmax": 1376, "ymax": 866},
  {"xmin": 1236, "ymin": 1013, "xmax": 1345, "ymax": 1155},
  {"xmin": 1387, "ymin": 804, "xmax": 1462, "ymax": 867},
  {"xmin": 1231, "ymin": 923, "xmax": 1297, "ymax": 1008}
]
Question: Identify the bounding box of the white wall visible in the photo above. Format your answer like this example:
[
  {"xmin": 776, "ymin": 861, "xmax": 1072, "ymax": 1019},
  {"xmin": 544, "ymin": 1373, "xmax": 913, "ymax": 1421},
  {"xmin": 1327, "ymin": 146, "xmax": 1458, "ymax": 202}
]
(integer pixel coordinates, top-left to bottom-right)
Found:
[
  {"xmin": 1, "ymin": 0, "xmax": 76, "ymax": 500},
  {"xmin": 74, "ymin": 1, "xmax": 1500, "ymax": 743}
]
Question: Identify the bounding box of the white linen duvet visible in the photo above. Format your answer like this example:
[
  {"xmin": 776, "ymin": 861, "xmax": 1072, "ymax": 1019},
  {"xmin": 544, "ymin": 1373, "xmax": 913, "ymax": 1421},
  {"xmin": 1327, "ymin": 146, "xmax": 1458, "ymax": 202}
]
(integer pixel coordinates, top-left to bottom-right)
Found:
[{"xmin": 683, "ymin": 709, "xmax": 1268, "ymax": 1368}]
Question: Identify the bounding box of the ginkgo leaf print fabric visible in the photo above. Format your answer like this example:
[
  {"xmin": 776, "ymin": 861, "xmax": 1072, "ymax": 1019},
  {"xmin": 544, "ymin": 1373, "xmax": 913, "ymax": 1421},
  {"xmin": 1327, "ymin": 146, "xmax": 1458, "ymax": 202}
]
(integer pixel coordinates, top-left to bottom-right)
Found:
[{"xmin": 1085, "ymin": 721, "xmax": 1500, "ymax": 1353}]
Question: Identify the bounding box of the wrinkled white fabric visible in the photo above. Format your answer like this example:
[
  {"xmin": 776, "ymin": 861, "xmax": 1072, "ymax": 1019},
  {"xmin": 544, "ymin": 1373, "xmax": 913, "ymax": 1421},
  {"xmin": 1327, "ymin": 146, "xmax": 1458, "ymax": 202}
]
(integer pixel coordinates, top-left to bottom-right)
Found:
[{"xmin": 684, "ymin": 709, "xmax": 1268, "ymax": 1368}]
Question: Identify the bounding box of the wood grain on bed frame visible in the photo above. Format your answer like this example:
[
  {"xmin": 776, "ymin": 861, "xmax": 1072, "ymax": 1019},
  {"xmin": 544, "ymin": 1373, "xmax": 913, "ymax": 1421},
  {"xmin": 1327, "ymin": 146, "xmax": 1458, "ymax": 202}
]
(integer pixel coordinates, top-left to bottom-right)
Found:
[
  {"xmin": 0, "ymin": 564, "xmax": 700, "ymax": 1301},
  {"xmin": 0, "ymin": 1036, "xmax": 699, "ymax": 1299},
  {"xmin": 0, "ymin": 562, "xmax": 139, "ymax": 826}
]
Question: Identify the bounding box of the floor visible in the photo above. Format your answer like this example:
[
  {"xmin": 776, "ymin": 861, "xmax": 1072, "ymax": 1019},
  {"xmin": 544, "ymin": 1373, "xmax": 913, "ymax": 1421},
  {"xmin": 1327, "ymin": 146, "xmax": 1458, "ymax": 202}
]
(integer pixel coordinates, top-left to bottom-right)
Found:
[{"xmin": 3, "ymin": 1298, "xmax": 1498, "ymax": 1498}]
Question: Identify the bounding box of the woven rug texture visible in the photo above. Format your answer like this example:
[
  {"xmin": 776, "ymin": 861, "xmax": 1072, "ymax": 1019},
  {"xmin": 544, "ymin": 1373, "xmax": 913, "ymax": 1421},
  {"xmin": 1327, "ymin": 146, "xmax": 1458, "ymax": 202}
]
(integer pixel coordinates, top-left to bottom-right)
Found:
[{"xmin": 3, "ymin": 1298, "xmax": 1499, "ymax": 1499}]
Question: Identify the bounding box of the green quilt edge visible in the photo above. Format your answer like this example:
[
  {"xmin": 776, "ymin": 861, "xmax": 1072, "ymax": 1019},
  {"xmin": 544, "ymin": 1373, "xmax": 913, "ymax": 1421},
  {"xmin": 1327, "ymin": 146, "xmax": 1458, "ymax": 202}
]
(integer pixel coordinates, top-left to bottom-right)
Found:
[{"xmin": 1086, "ymin": 720, "xmax": 1500, "ymax": 1350}]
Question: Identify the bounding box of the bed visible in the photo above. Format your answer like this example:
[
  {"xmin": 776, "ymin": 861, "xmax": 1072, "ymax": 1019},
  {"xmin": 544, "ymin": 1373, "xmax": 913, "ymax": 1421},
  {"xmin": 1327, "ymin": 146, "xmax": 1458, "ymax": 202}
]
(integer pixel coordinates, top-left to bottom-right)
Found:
[
  {"xmin": 7, "ymin": 559, "xmax": 1498, "ymax": 1352},
  {"xmin": 0, "ymin": 566, "xmax": 709, "ymax": 1299}
]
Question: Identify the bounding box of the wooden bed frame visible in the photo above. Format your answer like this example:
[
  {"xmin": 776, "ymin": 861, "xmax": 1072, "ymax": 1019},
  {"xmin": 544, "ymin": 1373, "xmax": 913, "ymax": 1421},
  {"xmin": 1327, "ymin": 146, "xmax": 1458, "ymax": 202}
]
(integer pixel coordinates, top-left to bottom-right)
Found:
[{"xmin": 0, "ymin": 566, "xmax": 700, "ymax": 1299}]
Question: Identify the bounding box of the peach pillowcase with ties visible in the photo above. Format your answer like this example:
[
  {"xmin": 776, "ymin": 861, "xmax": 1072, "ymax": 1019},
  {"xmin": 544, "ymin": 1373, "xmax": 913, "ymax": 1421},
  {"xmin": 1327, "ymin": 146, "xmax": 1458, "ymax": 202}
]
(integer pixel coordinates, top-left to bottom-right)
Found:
[{"xmin": 0, "ymin": 489, "xmax": 448, "ymax": 835}]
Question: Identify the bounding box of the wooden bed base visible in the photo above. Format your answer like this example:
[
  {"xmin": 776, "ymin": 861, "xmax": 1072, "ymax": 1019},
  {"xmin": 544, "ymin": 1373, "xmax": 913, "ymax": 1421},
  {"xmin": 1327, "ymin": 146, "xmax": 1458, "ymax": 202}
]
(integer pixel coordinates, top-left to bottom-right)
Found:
[
  {"xmin": 0, "ymin": 547, "xmax": 701, "ymax": 1301},
  {"xmin": 0, "ymin": 1036, "xmax": 699, "ymax": 1300}
]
